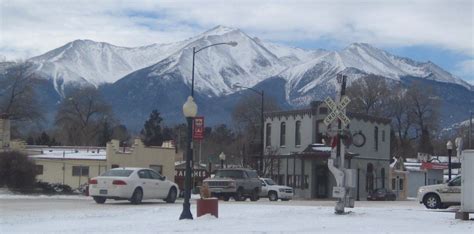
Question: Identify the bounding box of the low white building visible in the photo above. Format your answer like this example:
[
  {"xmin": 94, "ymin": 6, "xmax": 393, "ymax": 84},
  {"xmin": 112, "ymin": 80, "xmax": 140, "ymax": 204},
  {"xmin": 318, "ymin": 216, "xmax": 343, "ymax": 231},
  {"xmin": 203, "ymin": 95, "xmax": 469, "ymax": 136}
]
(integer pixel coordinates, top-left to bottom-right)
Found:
[
  {"xmin": 27, "ymin": 139, "xmax": 179, "ymax": 190},
  {"xmin": 405, "ymin": 158, "xmax": 444, "ymax": 198}
]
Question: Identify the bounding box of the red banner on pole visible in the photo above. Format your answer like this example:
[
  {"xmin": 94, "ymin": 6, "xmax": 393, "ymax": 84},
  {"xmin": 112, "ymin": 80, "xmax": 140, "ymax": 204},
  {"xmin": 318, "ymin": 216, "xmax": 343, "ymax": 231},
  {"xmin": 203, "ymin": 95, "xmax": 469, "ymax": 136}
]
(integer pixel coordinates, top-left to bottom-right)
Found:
[{"xmin": 193, "ymin": 117, "xmax": 204, "ymax": 140}]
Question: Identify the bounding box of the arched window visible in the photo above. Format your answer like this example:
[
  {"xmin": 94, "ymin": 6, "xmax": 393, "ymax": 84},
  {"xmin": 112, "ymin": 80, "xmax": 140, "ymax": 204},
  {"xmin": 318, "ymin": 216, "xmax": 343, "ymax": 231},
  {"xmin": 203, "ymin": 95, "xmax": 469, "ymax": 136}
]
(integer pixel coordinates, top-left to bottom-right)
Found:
[
  {"xmin": 381, "ymin": 168, "xmax": 386, "ymax": 188},
  {"xmin": 265, "ymin": 123, "xmax": 272, "ymax": 147},
  {"xmin": 366, "ymin": 163, "xmax": 374, "ymax": 192},
  {"xmin": 280, "ymin": 122, "xmax": 286, "ymax": 146},
  {"xmin": 295, "ymin": 121, "xmax": 301, "ymax": 146},
  {"xmin": 374, "ymin": 126, "xmax": 379, "ymax": 151}
]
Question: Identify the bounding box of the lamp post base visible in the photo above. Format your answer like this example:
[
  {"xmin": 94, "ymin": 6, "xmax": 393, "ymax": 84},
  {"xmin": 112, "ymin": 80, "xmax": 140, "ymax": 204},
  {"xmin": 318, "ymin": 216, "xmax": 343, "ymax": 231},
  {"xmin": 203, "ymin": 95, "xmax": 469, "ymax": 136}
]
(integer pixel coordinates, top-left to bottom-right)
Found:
[{"xmin": 179, "ymin": 202, "xmax": 193, "ymax": 220}]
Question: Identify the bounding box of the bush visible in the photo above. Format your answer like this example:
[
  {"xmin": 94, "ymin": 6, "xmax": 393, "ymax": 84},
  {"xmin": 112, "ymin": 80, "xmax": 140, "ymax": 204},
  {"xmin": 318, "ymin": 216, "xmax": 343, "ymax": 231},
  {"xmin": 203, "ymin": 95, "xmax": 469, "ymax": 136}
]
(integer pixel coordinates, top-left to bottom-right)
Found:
[
  {"xmin": 36, "ymin": 181, "xmax": 73, "ymax": 194},
  {"xmin": 0, "ymin": 151, "xmax": 37, "ymax": 188}
]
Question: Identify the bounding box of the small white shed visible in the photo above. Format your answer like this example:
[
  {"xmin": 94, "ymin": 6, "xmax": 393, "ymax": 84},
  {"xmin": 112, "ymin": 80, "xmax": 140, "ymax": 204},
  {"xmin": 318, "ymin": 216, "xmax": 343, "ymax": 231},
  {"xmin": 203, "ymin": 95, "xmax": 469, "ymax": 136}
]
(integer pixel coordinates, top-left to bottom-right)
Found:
[
  {"xmin": 456, "ymin": 149, "xmax": 474, "ymax": 220},
  {"xmin": 461, "ymin": 150, "xmax": 474, "ymax": 213}
]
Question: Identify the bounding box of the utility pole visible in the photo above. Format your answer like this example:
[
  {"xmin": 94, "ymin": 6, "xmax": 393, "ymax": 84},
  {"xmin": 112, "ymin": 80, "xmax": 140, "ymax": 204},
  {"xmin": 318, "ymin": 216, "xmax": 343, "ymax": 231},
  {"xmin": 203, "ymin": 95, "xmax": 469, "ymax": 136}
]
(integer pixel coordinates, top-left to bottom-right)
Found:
[{"xmin": 470, "ymin": 111, "xmax": 472, "ymax": 149}]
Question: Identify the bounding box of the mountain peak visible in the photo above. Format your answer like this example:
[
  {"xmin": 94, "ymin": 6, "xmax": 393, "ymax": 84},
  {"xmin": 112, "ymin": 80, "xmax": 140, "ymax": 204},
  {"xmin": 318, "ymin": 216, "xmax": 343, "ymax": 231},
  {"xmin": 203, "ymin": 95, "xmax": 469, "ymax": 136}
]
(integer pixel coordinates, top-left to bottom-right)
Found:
[
  {"xmin": 346, "ymin": 42, "xmax": 379, "ymax": 51},
  {"xmin": 202, "ymin": 25, "xmax": 240, "ymax": 36}
]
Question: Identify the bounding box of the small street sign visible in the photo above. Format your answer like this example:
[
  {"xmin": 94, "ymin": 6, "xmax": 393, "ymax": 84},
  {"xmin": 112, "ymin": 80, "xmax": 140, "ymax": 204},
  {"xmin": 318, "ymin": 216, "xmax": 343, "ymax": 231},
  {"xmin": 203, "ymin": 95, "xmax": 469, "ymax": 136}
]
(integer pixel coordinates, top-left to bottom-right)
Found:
[
  {"xmin": 193, "ymin": 117, "xmax": 204, "ymax": 140},
  {"xmin": 323, "ymin": 96, "xmax": 351, "ymax": 126}
]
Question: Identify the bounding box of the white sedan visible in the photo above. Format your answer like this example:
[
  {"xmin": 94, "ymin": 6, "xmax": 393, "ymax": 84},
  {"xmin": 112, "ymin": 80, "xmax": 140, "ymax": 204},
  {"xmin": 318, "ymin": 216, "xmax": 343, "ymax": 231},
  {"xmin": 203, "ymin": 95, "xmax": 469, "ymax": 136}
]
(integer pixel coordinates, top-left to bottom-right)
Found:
[{"xmin": 89, "ymin": 167, "xmax": 179, "ymax": 204}]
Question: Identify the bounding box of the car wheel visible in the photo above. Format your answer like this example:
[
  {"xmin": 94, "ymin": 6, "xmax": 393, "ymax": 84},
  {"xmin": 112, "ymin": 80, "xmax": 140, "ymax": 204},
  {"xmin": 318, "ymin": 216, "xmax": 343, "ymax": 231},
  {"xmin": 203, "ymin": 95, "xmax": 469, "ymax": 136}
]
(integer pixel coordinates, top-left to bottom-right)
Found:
[
  {"xmin": 223, "ymin": 195, "xmax": 230, "ymax": 201},
  {"xmin": 423, "ymin": 194, "xmax": 440, "ymax": 209},
  {"xmin": 130, "ymin": 188, "xmax": 143, "ymax": 205},
  {"xmin": 234, "ymin": 188, "xmax": 244, "ymax": 201},
  {"xmin": 250, "ymin": 188, "xmax": 260, "ymax": 201},
  {"xmin": 165, "ymin": 187, "xmax": 177, "ymax": 203},
  {"xmin": 93, "ymin": 196, "xmax": 106, "ymax": 204},
  {"xmin": 268, "ymin": 191, "xmax": 278, "ymax": 201}
]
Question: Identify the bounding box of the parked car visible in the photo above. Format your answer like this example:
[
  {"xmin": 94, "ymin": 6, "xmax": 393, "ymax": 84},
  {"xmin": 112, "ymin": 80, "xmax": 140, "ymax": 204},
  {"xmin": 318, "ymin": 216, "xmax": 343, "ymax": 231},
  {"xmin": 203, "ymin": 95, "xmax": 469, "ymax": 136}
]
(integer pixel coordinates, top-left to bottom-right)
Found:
[
  {"xmin": 367, "ymin": 188, "xmax": 397, "ymax": 201},
  {"xmin": 89, "ymin": 167, "xmax": 179, "ymax": 204},
  {"xmin": 417, "ymin": 175, "xmax": 461, "ymax": 209},
  {"xmin": 259, "ymin": 178, "xmax": 293, "ymax": 201},
  {"xmin": 202, "ymin": 168, "xmax": 261, "ymax": 201}
]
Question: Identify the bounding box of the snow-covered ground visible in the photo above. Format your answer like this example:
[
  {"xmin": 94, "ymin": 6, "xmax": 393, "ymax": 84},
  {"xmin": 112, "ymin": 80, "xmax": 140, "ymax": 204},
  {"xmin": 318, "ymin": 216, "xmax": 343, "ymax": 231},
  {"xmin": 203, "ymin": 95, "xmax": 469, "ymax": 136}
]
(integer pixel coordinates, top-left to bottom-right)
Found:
[{"xmin": 0, "ymin": 194, "xmax": 472, "ymax": 233}]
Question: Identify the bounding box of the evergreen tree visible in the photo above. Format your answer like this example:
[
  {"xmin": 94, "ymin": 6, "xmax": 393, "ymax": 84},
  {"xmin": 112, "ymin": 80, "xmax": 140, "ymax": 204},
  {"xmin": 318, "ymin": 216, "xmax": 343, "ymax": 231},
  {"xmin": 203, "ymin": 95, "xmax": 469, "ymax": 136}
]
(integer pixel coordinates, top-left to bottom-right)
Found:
[
  {"xmin": 141, "ymin": 110, "xmax": 164, "ymax": 146},
  {"xmin": 162, "ymin": 127, "xmax": 174, "ymax": 142},
  {"xmin": 36, "ymin": 132, "xmax": 51, "ymax": 146}
]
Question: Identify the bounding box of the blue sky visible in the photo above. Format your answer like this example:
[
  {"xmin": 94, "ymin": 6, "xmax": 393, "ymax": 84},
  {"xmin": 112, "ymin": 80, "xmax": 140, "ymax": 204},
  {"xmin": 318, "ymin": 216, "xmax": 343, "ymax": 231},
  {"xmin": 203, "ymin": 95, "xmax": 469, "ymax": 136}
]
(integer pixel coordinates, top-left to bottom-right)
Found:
[{"xmin": 1, "ymin": 0, "xmax": 472, "ymax": 83}]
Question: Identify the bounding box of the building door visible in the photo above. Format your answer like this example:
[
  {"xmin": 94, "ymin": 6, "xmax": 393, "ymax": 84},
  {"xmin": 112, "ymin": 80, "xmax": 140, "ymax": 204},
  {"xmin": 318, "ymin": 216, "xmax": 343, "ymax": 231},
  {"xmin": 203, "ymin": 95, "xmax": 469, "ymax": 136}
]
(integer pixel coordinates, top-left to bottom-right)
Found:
[
  {"xmin": 315, "ymin": 165, "xmax": 328, "ymax": 198},
  {"xmin": 366, "ymin": 163, "xmax": 374, "ymax": 193}
]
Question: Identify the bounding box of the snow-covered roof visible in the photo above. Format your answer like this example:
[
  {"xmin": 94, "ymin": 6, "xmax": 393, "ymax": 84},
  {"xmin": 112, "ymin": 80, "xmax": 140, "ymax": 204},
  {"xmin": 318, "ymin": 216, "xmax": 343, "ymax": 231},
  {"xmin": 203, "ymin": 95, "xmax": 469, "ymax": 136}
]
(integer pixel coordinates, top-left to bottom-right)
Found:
[
  {"xmin": 405, "ymin": 162, "xmax": 423, "ymax": 172},
  {"xmin": 28, "ymin": 147, "xmax": 106, "ymax": 160},
  {"xmin": 309, "ymin": 143, "xmax": 332, "ymax": 152}
]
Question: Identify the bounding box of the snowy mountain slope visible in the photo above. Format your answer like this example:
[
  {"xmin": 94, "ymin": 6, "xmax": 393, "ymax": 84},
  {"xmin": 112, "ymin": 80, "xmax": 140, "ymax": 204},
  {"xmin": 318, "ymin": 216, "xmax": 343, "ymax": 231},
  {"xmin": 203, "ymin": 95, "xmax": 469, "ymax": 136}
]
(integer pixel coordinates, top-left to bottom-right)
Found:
[
  {"xmin": 28, "ymin": 39, "xmax": 188, "ymax": 95},
  {"xmin": 132, "ymin": 25, "xmax": 288, "ymax": 96},
  {"xmin": 278, "ymin": 43, "xmax": 472, "ymax": 106},
  {"xmin": 256, "ymin": 39, "xmax": 328, "ymax": 66},
  {"xmin": 26, "ymin": 26, "xmax": 470, "ymax": 100}
]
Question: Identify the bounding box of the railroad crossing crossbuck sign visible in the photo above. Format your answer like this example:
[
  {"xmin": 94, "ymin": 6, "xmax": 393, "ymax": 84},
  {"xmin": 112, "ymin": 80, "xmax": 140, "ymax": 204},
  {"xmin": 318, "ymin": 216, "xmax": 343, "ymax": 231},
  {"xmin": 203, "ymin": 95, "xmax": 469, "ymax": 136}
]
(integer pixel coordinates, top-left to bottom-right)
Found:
[{"xmin": 323, "ymin": 96, "xmax": 351, "ymax": 127}]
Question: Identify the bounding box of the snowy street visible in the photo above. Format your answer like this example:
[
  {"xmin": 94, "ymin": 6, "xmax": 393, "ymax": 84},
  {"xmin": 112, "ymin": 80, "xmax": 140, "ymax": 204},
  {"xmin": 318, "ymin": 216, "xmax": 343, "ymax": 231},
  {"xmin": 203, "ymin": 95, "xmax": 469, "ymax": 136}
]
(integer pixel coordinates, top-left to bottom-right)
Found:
[{"xmin": 1, "ymin": 195, "xmax": 472, "ymax": 233}]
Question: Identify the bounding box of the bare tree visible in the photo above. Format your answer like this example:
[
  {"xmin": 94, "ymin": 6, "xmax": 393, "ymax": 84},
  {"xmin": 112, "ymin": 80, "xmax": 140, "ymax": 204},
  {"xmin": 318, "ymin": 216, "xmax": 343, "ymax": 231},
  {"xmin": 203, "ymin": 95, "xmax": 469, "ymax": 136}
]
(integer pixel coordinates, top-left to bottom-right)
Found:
[
  {"xmin": 232, "ymin": 94, "xmax": 280, "ymax": 170},
  {"xmin": 405, "ymin": 82, "xmax": 440, "ymax": 154},
  {"xmin": 54, "ymin": 87, "xmax": 112, "ymax": 145},
  {"xmin": 0, "ymin": 62, "xmax": 41, "ymax": 122},
  {"xmin": 347, "ymin": 74, "xmax": 391, "ymax": 117},
  {"xmin": 388, "ymin": 85, "xmax": 416, "ymax": 157},
  {"xmin": 262, "ymin": 147, "xmax": 280, "ymax": 177},
  {"xmin": 406, "ymin": 82, "xmax": 439, "ymax": 132}
]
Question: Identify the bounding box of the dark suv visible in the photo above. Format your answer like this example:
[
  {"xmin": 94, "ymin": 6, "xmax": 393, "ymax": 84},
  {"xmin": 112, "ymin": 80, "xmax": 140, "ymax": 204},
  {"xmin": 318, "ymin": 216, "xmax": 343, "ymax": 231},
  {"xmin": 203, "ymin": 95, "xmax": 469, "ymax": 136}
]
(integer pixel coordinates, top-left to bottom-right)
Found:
[{"xmin": 203, "ymin": 168, "xmax": 261, "ymax": 201}]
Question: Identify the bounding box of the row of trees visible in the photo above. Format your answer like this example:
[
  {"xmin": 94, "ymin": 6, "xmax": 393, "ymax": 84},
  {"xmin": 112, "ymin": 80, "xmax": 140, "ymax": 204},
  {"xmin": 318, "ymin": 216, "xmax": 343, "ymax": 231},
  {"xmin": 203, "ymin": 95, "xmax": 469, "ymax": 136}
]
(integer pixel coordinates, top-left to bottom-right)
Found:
[{"xmin": 347, "ymin": 75, "xmax": 440, "ymax": 157}]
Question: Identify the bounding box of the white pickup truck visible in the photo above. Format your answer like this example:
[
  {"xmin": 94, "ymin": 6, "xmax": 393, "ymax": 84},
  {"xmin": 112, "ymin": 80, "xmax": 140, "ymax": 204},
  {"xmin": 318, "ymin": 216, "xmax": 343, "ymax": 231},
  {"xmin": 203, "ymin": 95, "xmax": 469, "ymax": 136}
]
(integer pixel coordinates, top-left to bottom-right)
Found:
[
  {"xmin": 417, "ymin": 175, "xmax": 461, "ymax": 209},
  {"xmin": 259, "ymin": 178, "xmax": 293, "ymax": 201}
]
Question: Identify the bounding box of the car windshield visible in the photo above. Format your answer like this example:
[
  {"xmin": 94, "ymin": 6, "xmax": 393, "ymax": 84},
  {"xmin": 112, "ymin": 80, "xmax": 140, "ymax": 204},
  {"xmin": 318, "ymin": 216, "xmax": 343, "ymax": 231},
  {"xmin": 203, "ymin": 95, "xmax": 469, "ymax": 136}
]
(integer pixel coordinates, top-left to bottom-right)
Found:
[
  {"xmin": 101, "ymin": 169, "xmax": 133, "ymax": 177},
  {"xmin": 264, "ymin": 179, "xmax": 276, "ymax": 185},
  {"xmin": 215, "ymin": 170, "xmax": 243, "ymax": 179},
  {"xmin": 449, "ymin": 176, "xmax": 461, "ymax": 186}
]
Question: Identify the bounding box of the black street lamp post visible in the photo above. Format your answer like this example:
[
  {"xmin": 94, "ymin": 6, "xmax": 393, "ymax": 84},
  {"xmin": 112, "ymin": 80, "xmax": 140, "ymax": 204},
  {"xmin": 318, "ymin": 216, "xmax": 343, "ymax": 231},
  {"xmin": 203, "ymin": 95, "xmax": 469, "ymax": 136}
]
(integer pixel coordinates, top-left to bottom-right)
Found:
[
  {"xmin": 219, "ymin": 152, "xmax": 226, "ymax": 169},
  {"xmin": 233, "ymin": 84, "xmax": 264, "ymax": 175},
  {"xmin": 179, "ymin": 41, "xmax": 237, "ymax": 220},
  {"xmin": 446, "ymin": 140, "xmax": 453, "ymax": 181}
]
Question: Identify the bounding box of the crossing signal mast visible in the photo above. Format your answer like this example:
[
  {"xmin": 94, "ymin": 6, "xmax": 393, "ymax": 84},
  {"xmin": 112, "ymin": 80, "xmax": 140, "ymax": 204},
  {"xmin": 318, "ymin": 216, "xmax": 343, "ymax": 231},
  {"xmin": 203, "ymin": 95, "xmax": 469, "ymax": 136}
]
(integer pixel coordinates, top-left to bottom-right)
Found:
[{"xmin": 324, "ymin": 74, "xmax": 356, "ymax": 214}]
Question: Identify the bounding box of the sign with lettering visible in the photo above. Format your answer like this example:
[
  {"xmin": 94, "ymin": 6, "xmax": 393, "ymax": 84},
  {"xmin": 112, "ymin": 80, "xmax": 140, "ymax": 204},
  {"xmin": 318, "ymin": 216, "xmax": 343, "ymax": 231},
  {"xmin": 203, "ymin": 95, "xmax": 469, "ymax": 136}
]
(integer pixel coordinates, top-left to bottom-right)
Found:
[
  {"xmin": 323, "ymin": 96, "xmax": 351, "ymax": 127},
  {"xmin": 193, "ymin": 117, "xmax": 204, "ymax": 140}
]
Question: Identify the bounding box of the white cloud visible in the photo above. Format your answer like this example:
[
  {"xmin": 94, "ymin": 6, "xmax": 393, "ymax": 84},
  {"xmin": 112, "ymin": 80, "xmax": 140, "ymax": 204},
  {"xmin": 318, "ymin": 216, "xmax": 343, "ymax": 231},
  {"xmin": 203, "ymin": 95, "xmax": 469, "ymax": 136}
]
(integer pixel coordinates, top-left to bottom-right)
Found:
[
  {"xmin": 455, "ymin": 59, "xmax": 474, "ymax": 84},
  {"xmin": 0, "ymin": 0, "xmax": 473, "ymax": 60}
]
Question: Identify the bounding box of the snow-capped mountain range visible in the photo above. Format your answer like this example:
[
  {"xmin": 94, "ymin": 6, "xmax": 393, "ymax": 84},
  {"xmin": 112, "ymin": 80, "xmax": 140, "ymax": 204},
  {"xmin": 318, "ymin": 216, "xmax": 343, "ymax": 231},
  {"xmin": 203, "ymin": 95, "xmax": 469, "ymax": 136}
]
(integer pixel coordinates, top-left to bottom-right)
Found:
[
  {"xmin": 2, "ymin": 25, "xmax": 472, "ymax": 129},
  {"xmin": 26, "ymin": 25, "xmax": 471, "ymax": 98}
]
